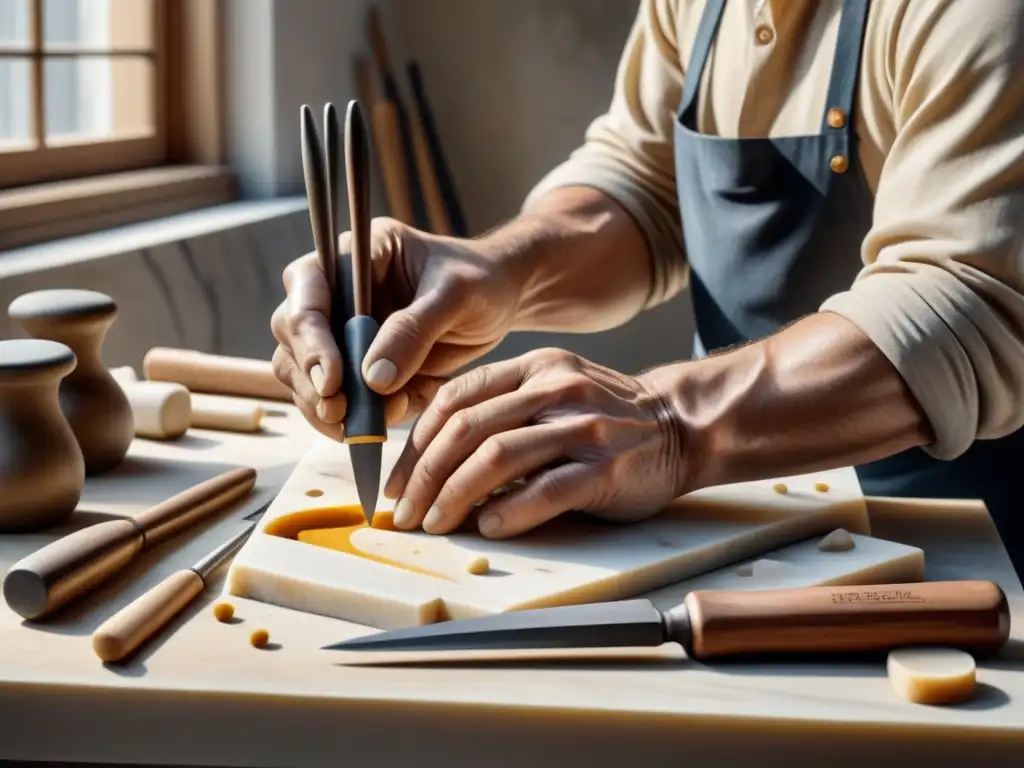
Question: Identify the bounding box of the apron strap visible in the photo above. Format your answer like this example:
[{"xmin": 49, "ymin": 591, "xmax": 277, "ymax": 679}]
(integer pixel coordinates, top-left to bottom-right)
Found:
[
  {"xmin": 679, "ymin": 0, "xmax": 727, "ymax": 115},
  {"xmin": 681, "ymin": 0, "xmax": 871, "ymax": 132},
  {"xmin": 820, "ymin": 0, "xmax": 871, "ymax": 133}
]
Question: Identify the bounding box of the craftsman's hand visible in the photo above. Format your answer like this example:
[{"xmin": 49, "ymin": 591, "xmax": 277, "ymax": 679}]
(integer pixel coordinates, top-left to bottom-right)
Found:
[
  {"xmin": 270, "ymin": 218, "xmax": 523, "ymax": 441},
  {"xmin": 383, "ymin": 348, "xmax": 688, "ymax": 538}
]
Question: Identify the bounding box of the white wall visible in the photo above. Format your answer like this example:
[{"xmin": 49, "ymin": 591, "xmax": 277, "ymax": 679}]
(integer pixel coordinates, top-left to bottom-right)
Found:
[{"xmin": 223, "ymin": 0, "xmax": 694, "ymax": 374}]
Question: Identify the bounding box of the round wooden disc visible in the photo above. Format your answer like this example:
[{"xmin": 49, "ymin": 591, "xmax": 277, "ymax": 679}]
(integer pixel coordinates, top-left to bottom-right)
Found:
[
  {"xmin": 0, "ymin": 338, "xmax": 76, "ymax": 375},
  {"xmin": 8, "ymin": 289, "xmax": 117, "ymax": 321}
]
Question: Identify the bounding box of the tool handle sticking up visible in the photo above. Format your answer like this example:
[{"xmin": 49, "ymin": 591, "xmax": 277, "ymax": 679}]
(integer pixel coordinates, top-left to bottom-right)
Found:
[
  {"xmin": 340, "ymin": 100, "xmax": 386, "ymax": 446},
  {"xmin": 300, "ymin": 99, "xmax": 386, "ymax": 524}
]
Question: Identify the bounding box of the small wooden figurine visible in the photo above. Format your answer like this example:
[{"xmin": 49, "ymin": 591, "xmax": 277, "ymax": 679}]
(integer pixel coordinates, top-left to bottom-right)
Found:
[
  {"xmin": 9, "ymin": 289, "xmax": 134, "ymax": 475},
  {"xmin": 0, "ymin": 339, "xmax": 85, "ymax": 532}
]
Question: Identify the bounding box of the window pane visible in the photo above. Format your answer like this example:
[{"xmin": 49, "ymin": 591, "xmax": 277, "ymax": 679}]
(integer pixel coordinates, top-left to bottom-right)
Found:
[
  {"xmin": 43, "ymin": 0, "xmax": 152, "ymax": 50},
  {"xmin": 44, "ymin": 55, "xmax": 153, "ymax": 142},
  {"xmin": 0, "ymin": 57, "xmax": 32, "ymax": 150},
  {"xmin": 0, "ymin": 0, "xmax": 31, "ymax": 47}
]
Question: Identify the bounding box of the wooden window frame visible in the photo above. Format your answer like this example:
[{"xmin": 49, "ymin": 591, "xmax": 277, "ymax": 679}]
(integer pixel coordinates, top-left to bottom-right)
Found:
[{"xmin": 0, "ymin": 0, "xmax": 235, "ymax": 250}]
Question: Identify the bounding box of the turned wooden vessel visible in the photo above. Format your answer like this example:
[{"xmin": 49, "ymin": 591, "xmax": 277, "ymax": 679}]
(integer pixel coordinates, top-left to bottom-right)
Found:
[
  {"xmin": 0, "ymin": 339, "xmax": 86, "ymax": 532},
  {"xmin": 9, "ymin": 290, "xmax": 134, "ymax": 475}
]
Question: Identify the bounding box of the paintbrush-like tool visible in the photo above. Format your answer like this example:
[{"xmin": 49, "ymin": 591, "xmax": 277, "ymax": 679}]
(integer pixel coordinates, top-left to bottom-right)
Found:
[
  {"xmin": 342, "ymin": 100, "xmax": 386, "ymax": 523},
  {"xmin": 300, "ymin": 100, "xmax": 386, "ymax": 525}
]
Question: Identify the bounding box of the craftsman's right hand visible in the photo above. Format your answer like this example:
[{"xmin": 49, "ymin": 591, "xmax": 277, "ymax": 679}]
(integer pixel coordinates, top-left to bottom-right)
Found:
[{"xmin": 271, "ymin": 217, "xmax": 522, "ymax": 441}]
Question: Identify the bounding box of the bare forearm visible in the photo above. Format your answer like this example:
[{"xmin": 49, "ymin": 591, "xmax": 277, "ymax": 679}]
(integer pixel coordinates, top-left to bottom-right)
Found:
[
  {"xmin": 642, "ymin": 312, "xmax": 933, "ymax": 490},
  {"xmin": 477, "ymin": 186, "xmax": 653, "ymax": 333}
]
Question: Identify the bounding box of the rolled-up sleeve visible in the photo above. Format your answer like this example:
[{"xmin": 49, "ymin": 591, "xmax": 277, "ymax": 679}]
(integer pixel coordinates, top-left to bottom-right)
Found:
[
  {"xmin": 521, "ymin": 0, "xmax": 687, "ymax": 309},
  {"xmin": 821, "ymin": 2, "xmax": 1024, "ymax": 460}
]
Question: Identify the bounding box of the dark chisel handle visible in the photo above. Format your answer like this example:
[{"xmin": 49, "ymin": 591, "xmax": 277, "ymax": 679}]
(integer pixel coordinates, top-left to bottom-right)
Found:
[{"xmin": 343, "ymin": 100, "xmax": 386, "ymax": 444}]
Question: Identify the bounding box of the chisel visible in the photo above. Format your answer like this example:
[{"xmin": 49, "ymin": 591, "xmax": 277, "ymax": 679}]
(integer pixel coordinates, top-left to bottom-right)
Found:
[
  {"xmin": 324, "ymin": 580, "xmax": 1011, "ymax": 662},
  {"xmin": 300, "ymin": 100, "xmax": 386, "ymax": 524},
  {"xmin": 3, "ymin": 467, "xmax": 258, "ymax": 621},
  {"xmin": 341, "ymin": 100, "xmax": 386, "ymax": 522},
  {"xmin": 91, "ymin": 503, "xmax": 268, "ymax": 663}
]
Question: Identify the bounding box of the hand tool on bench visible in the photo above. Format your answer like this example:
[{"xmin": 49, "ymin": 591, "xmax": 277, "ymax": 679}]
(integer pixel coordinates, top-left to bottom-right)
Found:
[
  {"xmin": 3, "ymin": 467, "xmax": 258, "ymax": 621},
  {"xmin": 324, "ymin": 580, "xmax": 1012, "ymax": 662},
  {"xmin": 92, "ymin": 502, "xmax": 270, "ymax": 663},
  {"xmin": 300, "ymin": 99, "xmax": 386, "ymax": 525}
]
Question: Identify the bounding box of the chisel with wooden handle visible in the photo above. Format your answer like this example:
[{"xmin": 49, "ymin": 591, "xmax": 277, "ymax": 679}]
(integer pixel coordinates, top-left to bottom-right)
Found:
[
  {"xmin": 143, "ymin": 348, "xmax": 291, "ymax": 402},
  {"xmin": 3, "ymin": 467, "xmax": 257, "ymax": 620},
  {"xmin": 324, "ymin": 580, "xmax": 1012, "ymax": 662},
  {"xmin": 91, "ymin": 516, "xmax": 261, "ymax": 663}
]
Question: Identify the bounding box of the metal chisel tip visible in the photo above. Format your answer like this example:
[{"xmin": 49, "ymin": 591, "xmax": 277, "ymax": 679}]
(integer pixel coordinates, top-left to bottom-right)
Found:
[{"xmin": 350, "ymin": 442, "xmax": 382, "ymax": 525}]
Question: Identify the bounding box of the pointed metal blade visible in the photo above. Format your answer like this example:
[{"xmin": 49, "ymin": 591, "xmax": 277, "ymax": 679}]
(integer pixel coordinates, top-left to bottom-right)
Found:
[
  {"xmin": 348, "ymin": 441, "xmax": 381, "ymax": 525},
  {"xmin": 322, "ymin": 599, "xmax": 666, "ymax": 652}
]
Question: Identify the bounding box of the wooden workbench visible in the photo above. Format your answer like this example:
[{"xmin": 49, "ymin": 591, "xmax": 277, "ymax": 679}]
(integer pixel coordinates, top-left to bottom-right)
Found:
[{"xmin": 0, "ymin": 402, "xmax": 1020, "ymax": 767}]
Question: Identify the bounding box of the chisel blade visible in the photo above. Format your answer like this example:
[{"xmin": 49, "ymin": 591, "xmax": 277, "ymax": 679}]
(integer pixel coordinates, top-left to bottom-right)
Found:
[
  {"xmin": 349, "ymin": 441, "xmax": 381, "ymax": 525},
  {"xmin": 322, "ymin": 599, "xmax": 666, "ymax": 652}
]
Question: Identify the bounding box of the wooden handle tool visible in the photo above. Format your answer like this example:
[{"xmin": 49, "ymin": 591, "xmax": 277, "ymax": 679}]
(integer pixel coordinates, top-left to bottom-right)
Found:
[
  {"xmin": 92, "ymin": 521, "xmax": 257, "ymax": 663},
  {"xmin": 325, "ymin": 580, "xmax": 1012, "ymax": 662},
  {"xmin": 3, "ymin": 467, "xmax": 257, "ymax": 621},
  {"xmin": 143, "ymin": 348, "xmax": 291, "ymax": 402},
  {"xmin": 675, "ymin": 580, "xmax": 1011, "ymax": 659}
]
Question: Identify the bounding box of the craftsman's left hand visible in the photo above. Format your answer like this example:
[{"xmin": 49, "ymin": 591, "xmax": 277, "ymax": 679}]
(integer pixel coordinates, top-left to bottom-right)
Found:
[{"xmin": 383, "ymin": 348, "xmax": 688, "ymax": 538}]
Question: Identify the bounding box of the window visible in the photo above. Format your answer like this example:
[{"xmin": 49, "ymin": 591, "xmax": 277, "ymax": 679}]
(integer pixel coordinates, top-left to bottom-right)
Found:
[
  {"xmin": 0, "ymin": 0, "xmax": 165, "ymax": 187},
  {"xmin": 0, "ymin": 0, "xmax": 233, "ymax": 250}
]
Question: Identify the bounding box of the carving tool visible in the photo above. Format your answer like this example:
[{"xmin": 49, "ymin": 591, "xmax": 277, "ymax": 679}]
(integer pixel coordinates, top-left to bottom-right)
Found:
[
  {"xmin": 300, "ymin": 99, "xmax": 386, "ymax": 525},
  {"xmin": 323, "ymin": 580, "xmax": 1012, "ymax": 662},
  {"xmin": 368, "ymin": 4, "xmax": 428, "ymax": 230},
  {"xmin": 3, "ymin": 467, "xmax": 258, "ymax": 621},
  {"xmin": 91, "ymin": 503, "xmax": 269, "ymax": 663},
  {"xmin": 143, "ymin": 348, "xmax": 292, "ymax": 401},
  {"xmin": 406, "ymin": 61, "xmax": 466, "ymax": 237}
]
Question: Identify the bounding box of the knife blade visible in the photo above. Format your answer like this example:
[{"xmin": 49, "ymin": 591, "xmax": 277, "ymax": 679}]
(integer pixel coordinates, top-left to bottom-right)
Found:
[{"xmin": 323, "ymin": 580, "xmax": 1011, "ymax": 662}]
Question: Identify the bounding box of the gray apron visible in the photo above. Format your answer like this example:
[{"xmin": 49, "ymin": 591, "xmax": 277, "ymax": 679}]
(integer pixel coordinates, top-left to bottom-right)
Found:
[{"xmin": 674, "ymin": 0, "xmax": 1023, "ymax": 573}]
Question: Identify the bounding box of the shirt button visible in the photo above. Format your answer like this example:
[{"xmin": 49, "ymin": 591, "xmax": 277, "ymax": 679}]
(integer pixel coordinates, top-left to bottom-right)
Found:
[
  {"xmin": 827, "ymin": 108, "xmax": 846, "ymax": 128},
  {"xmin": 830, "ymin": 155, "xmax": 849, "ymax": 174},
  {"xmin": 755, "ymin": 24, "xmax": 774, "ymax": 45}
]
